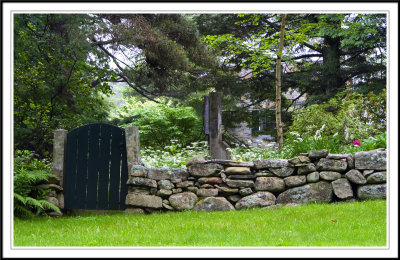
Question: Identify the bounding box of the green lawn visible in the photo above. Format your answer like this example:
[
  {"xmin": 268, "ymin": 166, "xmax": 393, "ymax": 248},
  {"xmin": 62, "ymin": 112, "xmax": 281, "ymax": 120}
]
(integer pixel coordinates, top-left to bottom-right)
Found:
[{"xmin": 13, "ymin": 200, "xmax": 386, "ymax": 247}]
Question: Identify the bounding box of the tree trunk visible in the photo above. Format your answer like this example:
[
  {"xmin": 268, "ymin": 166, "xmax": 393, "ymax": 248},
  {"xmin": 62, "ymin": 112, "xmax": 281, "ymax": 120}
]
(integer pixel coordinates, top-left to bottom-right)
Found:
[{"xmin": 275, "ymin": 14, "xmax": 287, "ymax": 150}]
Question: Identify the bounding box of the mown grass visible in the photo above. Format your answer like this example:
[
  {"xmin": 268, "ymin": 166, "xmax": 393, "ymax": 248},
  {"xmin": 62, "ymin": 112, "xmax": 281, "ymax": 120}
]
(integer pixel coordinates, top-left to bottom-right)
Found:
[{"xmin": 13, "ymin": 200, "xmax": 386, "ymax": 247}]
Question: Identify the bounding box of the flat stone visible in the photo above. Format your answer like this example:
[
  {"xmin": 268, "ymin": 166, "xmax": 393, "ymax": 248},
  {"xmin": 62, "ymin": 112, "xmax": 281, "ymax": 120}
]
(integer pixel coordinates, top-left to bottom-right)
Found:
[
  {"xmin": 198, "ymin": 177, "xmax": 223, "ymax": 185},
  {"xmin": 129, "ymin": 186, "xmax": 150, "ymax": 194},
  {"xmin": 130, "ymin": 165, "xmax": 148, "ymax": 177},
  {"xmin": 357, "ymin": 184, "xmax": 386, "ymax": 200},
  {"xmin": 308, "ymin": 149, "xmax": 329, "ymax": 159},
  {"xmin": 148, "ymin": 168, "xmax": 188, "ymax": 180},
  {"xmin": 276, "ymin": 181, "xmax": 333, "ymax": 204},
  {"xmin": 206, "ymin": 159, "xmax": 254, "ymax": 168},
  {"xmin": 355, "ymin": 149, "xmax": 386, "ymax": 170},
  {"xmin": 224, "ymin": 167, "xmax": 251, "ymax": 175},
  {"xmin": 194, "ymin": 197, "xmax": 235, "ymax": 212},
  {"xmin": 186, "ymin": 186, "xmax": 198, "ymax": 193},
  {"xmin": 125, "ymin": 194, "xmax": 163, "ymax": 208},
  {"xmin": 227, "ymin": 195, "xmax": 242, "ymax": 203},
  {"xmin": 162, "ymin": 203, "xmax": 174, "ymax": 210},
  {"xmin": 226, "ymin": 179, "xmax": 255, "ymax": 188},
  {"xmin": 270, "ymin": 167, "xmax": 295, "ymax": 177},
  {"xmin": 187, "ymin": 163, "xmax": 223, "ymax": 177},
  {"xmin": 239, "ymin": 188, "xmax": 253, "ymax": 196},
  {"xmin": 168, "ymin": 192, "xmax": 198, "ymax": 210},
  {"xmin": 38, "ymin": 184, "xmax": 63, "ymax": 192},
  {"xmin": 186, "ymin": 157, "xmax": 206, "ymax": 167},
  {"xmin": 175, "ymin": 180, "xmax": 194, "ymax": 188},
  {"xmin": 235, "ymin": 192, "xmax": 276, "ymax": 210},
  {"xmin": 157, "ymin": 189, "xmax": 173, "ymax": 197},
  {"xmin": 158, "ymin": 180, "xmax": 174, "ymax": 190},
  {"xmin": 172, "ymin": 188, "xmax": 183, "ymax": 194},
  {"xmin": 255, "ymin": 171, "xmax": 275, "ymax": 177},
  {"xmin": 331, "ymin": 178, "xmax": 354, "ymax": 200},
  {"xmin": 297, "ymin": 163, "xmax": 317, "ymax": 175},
  {"xmin": 217, "ymin": 186, "xmax": 239, "ymax": 195},
  {"xmin": 288, "ymin": 156, "xmax": 310, "ymax": 165},
  {"xmin": 319, "ymin": 171, "xmax": 342, "ymax": 181},
  {"xmin": 367, "ymin": 171, "xmax": 386, "ymax": 184},
  {"xmin": 48, "ymin": 211, "xmax": 63, "ymax": 217},
  {"xmin": 125, "ymin": 208, "xmax": 145, "ymax": 214},
  {"xmin": 200, "ymin": 184, "xmax": 214, "ymax": 188},
  {"xmin": 327, "ymin": 154, "xmax": 350, "ymax": 160},
  {"xmin": 363, "ymin": 170, "xmax": 375, "ymax": 178},
  {"xmin": 345, "ymin": 169, "xmax": 367, "ymax": 185},
  {"xmin": 197, "ymin": 188, "xmax": 218, "ymax": 197},
  {"xmin": 253, "ymin": 159, "xmax": 292, "ymax": 169},
  {"xmin": 306, "ymin": 172, "xmax": 320, "ymax": 183},
  {"xmin": 127, "ymin": 177, "xmax": 157, "ymax": 188},
  {"xmin": 170, "ymin": 178, "xmax": 182, "ymax": 184},
  {"xmin": 254, "ymin": 177, "xmax": 285, "ymax": 192},
  {"xmin": 317, "ymin": 158, "xmax": 347, "ymax": 172},
  {"xmin": 284, "ymin": 176, "xmax": 306, "ymax": 187},
  {"xmin": 228, "ymin": 175, "xmax": 256, "ymax": 180}
]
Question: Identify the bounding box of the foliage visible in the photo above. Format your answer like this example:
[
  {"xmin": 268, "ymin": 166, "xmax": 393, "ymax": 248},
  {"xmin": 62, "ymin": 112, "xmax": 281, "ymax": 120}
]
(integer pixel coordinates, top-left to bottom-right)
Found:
[
  {"xmin": 13, "ymin": 150, "xmax": 61, "ymax": 218},
  {"xmin": 109, "ymin": 96, "xmax": 205, "ymax": 150}
]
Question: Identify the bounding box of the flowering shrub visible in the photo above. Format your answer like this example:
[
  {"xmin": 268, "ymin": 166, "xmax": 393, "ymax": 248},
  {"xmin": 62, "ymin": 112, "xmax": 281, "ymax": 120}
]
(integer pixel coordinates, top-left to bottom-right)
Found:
[{"xmin": 353, "ymin": 140, "xmax": 361, "ymax": 146}]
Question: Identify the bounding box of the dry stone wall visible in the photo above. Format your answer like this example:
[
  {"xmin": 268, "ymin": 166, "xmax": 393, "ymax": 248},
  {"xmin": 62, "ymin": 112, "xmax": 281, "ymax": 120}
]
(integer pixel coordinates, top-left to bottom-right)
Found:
[{"xmin": 125, "ymin": 148, "xmax": 387, "ymax": 214}]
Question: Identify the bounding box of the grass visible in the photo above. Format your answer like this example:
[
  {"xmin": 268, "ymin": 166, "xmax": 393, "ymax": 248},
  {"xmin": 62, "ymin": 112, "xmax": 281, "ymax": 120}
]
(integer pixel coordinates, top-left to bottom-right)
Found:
[{"xmin": 13, "ymin": 200, "xmax": 386, "ymax": 247}]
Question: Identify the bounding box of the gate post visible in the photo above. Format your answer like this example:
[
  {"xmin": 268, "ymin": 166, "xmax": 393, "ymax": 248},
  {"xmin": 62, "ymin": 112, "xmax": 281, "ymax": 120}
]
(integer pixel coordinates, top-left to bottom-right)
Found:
[
  {"xmin": 51, "ymin": 129, "xmax": 68, "ymax": 188},
  {"xmin": 125, "ymin": 126, "xmax": 141, "ymax": 167}
]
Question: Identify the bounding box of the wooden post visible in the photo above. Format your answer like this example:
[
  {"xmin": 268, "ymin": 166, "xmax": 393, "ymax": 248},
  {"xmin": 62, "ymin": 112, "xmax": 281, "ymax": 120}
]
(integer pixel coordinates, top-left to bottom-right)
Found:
[
  {"xmin": 125, "ymin": 126, "xmax": 141, "ymax": 166},
  {"xmin": 209, "ymin": 92, "xmax": 231, "ymax": 160},
  {"xmin": 51, "ymin": 129, "xmax": 67, "ymax": 188}
]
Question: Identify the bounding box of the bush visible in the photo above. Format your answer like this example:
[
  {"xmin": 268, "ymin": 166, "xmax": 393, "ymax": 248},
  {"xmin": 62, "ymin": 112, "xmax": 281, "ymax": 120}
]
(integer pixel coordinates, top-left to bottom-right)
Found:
[{"xmin": 14, "ymin": 150, "xmax": 61, "ymax": 218}]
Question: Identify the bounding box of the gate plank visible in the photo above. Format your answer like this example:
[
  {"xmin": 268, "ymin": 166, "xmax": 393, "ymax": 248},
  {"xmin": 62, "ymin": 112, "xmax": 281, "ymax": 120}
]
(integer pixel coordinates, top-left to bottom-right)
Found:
[
  {"xmin": 119, "ymin": 130, "xmax": 128, "ymax": 210},
  {"xmin": 64, "ymin": 128, "xmax": 78, "ymax": 209},
  {"xmin": 75, "ymin": 125, "xmax": 89, "ymax": 209},
  {"xmin": 86, "ymin": 124, "xmax": 100, "ymax": 209},
  {"xmin": 97, "ymin": 124, "xmax": 112, "ymax": 209},
  {"xmin": 108, "ymin": 127, "xmax": 123, "ymax": 210}
]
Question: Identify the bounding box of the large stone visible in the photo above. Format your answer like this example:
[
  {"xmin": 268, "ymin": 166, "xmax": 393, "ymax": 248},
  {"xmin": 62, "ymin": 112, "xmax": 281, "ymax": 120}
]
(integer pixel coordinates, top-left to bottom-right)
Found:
[
  {"xmin": 308, "ymin": 149, "xmax": 329, "ymax": 160},
  {"xmin": 317, "ymin": 158, "xmax": 347, "ymax": 172},
  {"xmin": 127, "ymin": 177, "xmax": 157, "ymax": 188},
  {"xmin": 158, "ymin": 180, "xmax": 174, "ymax": 190},
  {"xmin": 206, "ymin": 159, "xmax": 254, "ymax": 168},
  {"xmin": 253, "ymin": 159, "xmax": 291, "ymax": 169},
  {"xmin": 224, "ymin": 167, "xmax": 251, "ymax": 175},
  {"xmin": 187, "ymin": 163, "xmax": 223, "ymax": 177},
  {"xmin": 327, "ymin": 154, "xmax": 350, "ymax": 160},
  {"xmin": 366, "ymin": 171, "xmax": 387, "ymax": 184},
  {"xmin": 217, "ymin": 186, "xmax": 239, "ymax": 195},
  {"xmin": 194, "ymin": 197, "xmax": 235, "ymax": 212},
  {"xmin": 226, "ymin": 179, "xmax": 255, "ymax": 188},
  {"xmin": 125, "ymin": 194, "xmax": 163, "ymax": 208},
  {"xmin": 254, "ymin": 177, "xmax": 285, "ymax": 192},
  {"xmin": 284, "ymin": 176, "xmax": 306, "ymax": 187},
  {"xmin": 228, "ymin": 175, "xmax": 256, "ymax": 180},
  {"xmin": 235, "ymin": 192, "xmax": 276, "ymax": 210},
  {"xmin": 345, "ymin": 169, "xmax": 367, "ymax": 185},
  {"xmin": 306, "ymin": 172, "xmax": 320, "ymax": 183},
  {"xmin": 276, "ymin": 181, "xmax": 333, "ymax": 204},
  {"xmin": 270, "ymin": 167, "xmax": 295, "ymax": 177},
  {"xmin": 319, "ymin": 171, "xmax": 342, "ymax": 181},
  {"xmin": 197, "ymin": 188, "xmax": 218, "ymax": 197},
  {"xmin": 168, "ymin": 192, "xmax": 198, "ymax": 210},
  {"xmin": 331, "ymin": 178, "xmax": 354, "ymax": 200},
  {"xmin": 198, "ymin": 177, "xmax": 223, "ymax": 185},
  {"xmin": 297, "ymin": 163, "xmax": 317, "ymax": 175},
  {"xmin": 186, "ymin": 157, "xmax": 206, "ymax": 167},
  {"xmin": 288, "ymin": 156, "xmax": 310, "ymax": 165},
  {"xmin": 355, "ymin": 149, "xmax": 386, "ymax": 170},
  {"xmin": 147, "ymin": 168, "xmax": 188, "ymax": 180},
  {"xmin": 129, "ymin": 165, "xmax": 148, "ymax": 177},
  {"xmin": 357, "ymin": 184, "xmax": 386, "ymax": 200}
]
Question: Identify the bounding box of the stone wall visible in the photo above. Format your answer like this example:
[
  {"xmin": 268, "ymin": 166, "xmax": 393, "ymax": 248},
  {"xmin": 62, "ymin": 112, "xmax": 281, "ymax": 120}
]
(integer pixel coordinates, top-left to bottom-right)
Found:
[{"xmin": 125, "ymin": 148, "xmax": 387, "ymax": 213}]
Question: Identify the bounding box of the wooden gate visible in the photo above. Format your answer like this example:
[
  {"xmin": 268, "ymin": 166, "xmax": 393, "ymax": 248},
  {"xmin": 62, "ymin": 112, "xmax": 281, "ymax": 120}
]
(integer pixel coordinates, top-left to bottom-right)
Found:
[{"xmin": 64, "ymin": 123, "xmax": 128, "ymax": 210}]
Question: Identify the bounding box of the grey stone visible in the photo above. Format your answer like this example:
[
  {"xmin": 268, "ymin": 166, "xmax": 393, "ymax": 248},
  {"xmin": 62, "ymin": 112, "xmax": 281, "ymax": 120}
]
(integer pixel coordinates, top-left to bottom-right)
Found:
[
  {"xmin": 226, "ymin": 179, "xmax": 255, "ymax": 188},
  {"xmin": 255, "ymin": 170, "xmax": 275, "ymax": 177},
  {"xmin": 363, "ymin": 170, "xmax": 375, "ymax": 178},
  {"xmin": 175, "ymin": 180, "xmax": 194, "ymax": 188},
  {"xmin": 199, "ymin": 184, "xmax": 212, "ymax": 188},
  {"xmin": 168, "ymin": 192, "xmax": 198, "ymax": 210},
  {"xmin": 127, "ymin": 177, "xmax": 157, "ymax": 188},
  {"xmin": 217, "ymin": 186, "xmax": 239, "ymax": 195},
  {"xmin": 288, "ymin": 156, "xmax": 310, "ymax": 165},
  {"xmin": 346, "ymin": 154, "xmax": 355, "ymax": 169},
  {"xmin": 355, "ymin": 149, "xmax": 386, "ymax": 170},
  {"xmin": 357, "ymin": 184, "xmax": 386, "ymax": 200},
  {"xmin": 194, "ymin": 197, "xmax": 235, "ymax": 212},
  {"xmin": 157, "ymin": 189, "xmax": 173, "ymax": 197},
  {"xmin": 51, "ymin": 129, "xmax": 67, "ymax": 187},
  {"xmin": 170, "ymin": 178, "xmax": 182, "ymax": 184},
  {"xmin": 46, "ymin": 197, "xmax": 59, "ymax": 208},
  {"xmin": 125, "ymin": 194, "xmax": 163, "ymax": 208},
  {"xmin": 186, "ymin": 157, "xmax": 206, "ymax": 167},
  {"xmin": 48, "ymin": 190, "xmax": 57, "ymax": 197},
  {"xmin": 187, "ymin": 163, "xmax": 223, "ymax": 177},
  {"xmin": 130, "ymin": 165, "xmax": 148, "ymax": 177},
  {"xmin": 125, "ymin": 126, "xmax": 141, "ymax": 166},
  {"xmin": 148, "ymin": 168, "xmax": 188, "ymax": 180},
  {"xmin": 367, "ymin": 171, "xmax": 387, "ymax": 184},
  {"xmin": 125, "ymin": 208, "xmax": 145, "ymax": 214},
  {"xmin": 235, "ymin": 192, "xmax": 276, "ymax": 210},
  {"xmin": 38, "ymin": 184, "xmax": 63, "ymax": 192},
  {"xmin": 317, "ymin": 158, "xmax": 347, "ymax": 172},
  {"xmin": 327, "ymin": 154, "xmax": 350, "ymax": 160},
  {"xmin": 172, "ymin": 188, "xmax": 183, "ymax": 194},
  {"xmin": 254, "ymin": 177, "xmax": 285, "ymax": 192},
  {"xmin": 158, "ymin": 180, "xmax": 174, "ymax": 190},
  {"xmin": 228, "ymin": 175, "xmax": 256, "ymax": 179},
  {"xmin": 224, "ymin": 167, "xmax": 251, "ymax": 175},
  {"xmin": 308, "ymin": 149, "xmax": 329, "ymax": 159},
  {"xmin": 150, "ymin": 188, "xmax": 157, "ymax": 195},
  {"xmin": 253, "ymin": 159, "xmax": 292, "ymax": 169},
  {"xmin": 276, "ymin": 181, "xmax": 333, "ymax": 204},
  {"xmin": 284, "ymin": 176, "xmax": 306, "ymax": 187},
  {"xmin": 162, "ymin": 199, "xmax": 170, "ymax": 205},
  {"xmin": 270, "ymin": 167, "xmax": 295, "ymax": 177},
  {"xmin": 345, "ymin": 169, "xmax": 367, "ymax": 185},
  {"xmin": 197, "ymin": 188, "xmax": 218, "ymax": 197},
  {"xmin": 198, "ymin": 177, "xmax": 223, "ymax": 185},
  {"xmin": 319, "ymin": 171, "xmax": 342, "ymax": 181},
  {"xmin": 220, "ymin": 171, "xmax": 227, "ymax": 182},
  {"xmin": 239, "ymin": 188, "xmax": 253, "ymax": 196},
  {"xmin": 331, "ymin": 178, "xmax": 354, "ymax": 200},
  {"xmin": 228, "ymin": 195, "xmax": 242, "ymax": 203},
  {"xmin": 186, "ymin": 186, "xmax": 199, "ymax": 193},
  {"xmin": 57, "ymin": 193, "xmax": 64, "ymax": 209},
  {"xmin": 206, "ymin": 159, "xmax": 254, "ymax": 168},
  {"xmin": 306, "ymin": 172, "xmax": 320, "ymax": 183},
  {"xmin": 297, "ymin": 163, "xmax": 317, "ymax": 175},
  {"xmin": 47, "ymin": 176, "xmax": 61, "ymax": 185},
  {"xmin": 48, "ymin": 211, "xmax": 63, "ymax": 217},
  {"xmin": 128, "ymin": 186, "xmax": 150, "ymax": 194},
  {"xmin": 162, "ymin": 203, "xmax": 174, "ymax": 210}
]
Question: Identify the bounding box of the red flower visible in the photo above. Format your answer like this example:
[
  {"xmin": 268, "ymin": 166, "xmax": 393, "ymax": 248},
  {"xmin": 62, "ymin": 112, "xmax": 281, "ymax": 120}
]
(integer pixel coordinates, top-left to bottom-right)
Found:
[{"xmin": 353, "ymin": 140, "xmax": 361, "ymax": 146}]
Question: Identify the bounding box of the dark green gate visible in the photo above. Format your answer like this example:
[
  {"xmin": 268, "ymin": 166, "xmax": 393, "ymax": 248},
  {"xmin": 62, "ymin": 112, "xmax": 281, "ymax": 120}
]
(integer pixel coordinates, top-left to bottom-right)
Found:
[{"xmin": 64, "ymin": 123, "xmax": 128, "ymax": 210}]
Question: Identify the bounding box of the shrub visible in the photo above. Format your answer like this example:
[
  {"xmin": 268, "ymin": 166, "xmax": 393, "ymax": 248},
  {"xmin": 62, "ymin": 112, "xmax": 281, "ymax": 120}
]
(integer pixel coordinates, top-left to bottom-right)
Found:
[{"xmin": 14, "ymin": 150, "xmax": 61, "ymax": 218}]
